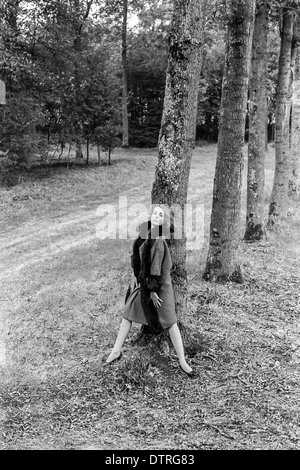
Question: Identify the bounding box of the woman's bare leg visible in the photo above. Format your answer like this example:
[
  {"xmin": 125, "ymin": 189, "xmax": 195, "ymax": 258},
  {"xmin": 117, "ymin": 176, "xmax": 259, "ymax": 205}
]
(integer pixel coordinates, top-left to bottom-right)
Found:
[
  {"xmin": 169, "ymin": 323, "xmax": 193, "ymax": 373},
  {"xmin": 106, "ymin": 318, "xmax": 132, "ymax": 363}
]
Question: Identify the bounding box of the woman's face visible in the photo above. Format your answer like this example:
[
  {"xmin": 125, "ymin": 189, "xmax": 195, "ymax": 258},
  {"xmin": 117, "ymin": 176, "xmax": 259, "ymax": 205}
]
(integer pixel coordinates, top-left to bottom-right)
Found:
[{"xmin": 151, "ymin": 206, "xmax": 164, "ymax": 226}]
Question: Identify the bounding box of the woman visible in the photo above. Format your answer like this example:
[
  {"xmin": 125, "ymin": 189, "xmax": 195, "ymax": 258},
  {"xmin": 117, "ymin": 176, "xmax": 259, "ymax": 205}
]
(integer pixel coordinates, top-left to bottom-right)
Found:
[{"xmin": 106, "ymin": 205, "xmax": 195, "ymax": 377}]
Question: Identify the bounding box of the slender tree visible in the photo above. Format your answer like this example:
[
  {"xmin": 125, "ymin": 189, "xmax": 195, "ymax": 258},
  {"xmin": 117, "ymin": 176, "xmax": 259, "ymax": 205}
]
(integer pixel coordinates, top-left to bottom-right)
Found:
[
  {"xmin": 0, "ymin": 19, "xmax": 5, "ymax": 138},
  {"xmin": 151, "ymin": 0, "xmax": 203, "ymax": 316},
  {"xmin": 244, "ymin": 1, "xmax": 268, "ymax": 241},
  {"xmin": 121, "ymin": 0, "xmax": 129, "ymax": 147},
  {"xmin": 73, "ymin": 0, "xmax": 94, "ymax": 160},
  {"xmin": 0, "ymin": 17, "xmax": 5, "ymax": 106},
  {"xmin": 268, "ymin": 6, "xmax": 296, "ymax": 223},
  {"xmin": 203, "ymin": 0, "xmax": 255, "ymax": 283}
]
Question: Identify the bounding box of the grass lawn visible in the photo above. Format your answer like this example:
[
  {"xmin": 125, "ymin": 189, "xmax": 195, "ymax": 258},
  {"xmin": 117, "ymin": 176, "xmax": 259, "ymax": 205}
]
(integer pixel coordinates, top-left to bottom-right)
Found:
[{"xmin": 0, "ymin": 144, "xmax": 299, "ymax": 450}]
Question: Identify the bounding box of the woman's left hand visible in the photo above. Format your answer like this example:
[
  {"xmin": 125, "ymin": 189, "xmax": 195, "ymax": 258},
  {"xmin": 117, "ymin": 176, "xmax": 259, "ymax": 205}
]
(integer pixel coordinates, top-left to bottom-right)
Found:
[{"xmin": 150, "ymin": 292, "xmax": 163, "ymax": 309}]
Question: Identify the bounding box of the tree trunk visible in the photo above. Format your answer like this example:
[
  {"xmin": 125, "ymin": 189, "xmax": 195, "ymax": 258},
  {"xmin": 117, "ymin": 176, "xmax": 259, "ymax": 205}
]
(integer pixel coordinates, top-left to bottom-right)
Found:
[
  {"xmin": 268, "ymin": 8, "xmax": 295, "ymax": 223},
  {"xmin": 1, "ymin": 1, "xmax": 20, "ymax": 103},
  {"xmin": 86, "ymin": 137, "xmax": 89, "ymax": 165},
  {"xmin": 75, "ymin": 142, "xmax": 84, "ymax": 160},
  {"xmin": 244, "ymin": 2, "xmax": 268, "ymax": 242},
  {"xmin": 0, "ymin": 80, "xmax": 6, "ymax": 105},
  {"xmin": 151, "ymin": 0, "xmax": 203, "ymax": 318},
  {"xmin": 290, "ymin": 21, "xmax": 300, "ymax": 197},
  {"xmin": 122, "ymin": 0, "xmax": 129, "ymax": 148},
  {"xmin": 97, "ymin": 143, "xmax": 101, "ymax": 166},
  {"xmin": 73, "ymin": 1, "xmax": 94, "ymax": 159},
  {"xmin": 67, "ymin": 144, "xmax": 72, "ymax": 170},
  {"xmin": 5, "ymin": 0, "xmax": 20, "ymax": 30},
  {"xmin": 74, "ymin": 0, "xmax": 82, "ymax": 159},
  {"xmin": 203, "ymin": 0, "xmax": 255, "ymax": 283}
]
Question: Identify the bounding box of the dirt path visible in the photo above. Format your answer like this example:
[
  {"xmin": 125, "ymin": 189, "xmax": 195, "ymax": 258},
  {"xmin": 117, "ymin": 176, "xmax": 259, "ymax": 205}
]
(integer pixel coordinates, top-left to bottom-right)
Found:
[
  {"xmin": 0, "ymin": 148, "xmax": 217, "ymax": 281},
  {"xmin": 0, "ymin": 148, "xmax": 215, "ymax": 369}
]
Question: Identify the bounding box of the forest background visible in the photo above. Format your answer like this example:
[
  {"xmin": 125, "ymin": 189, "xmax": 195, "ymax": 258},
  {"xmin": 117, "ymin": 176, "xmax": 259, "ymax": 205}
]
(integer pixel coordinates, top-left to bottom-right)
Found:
[{"xmin": 0, "ymin": 0, "xmax": 279, "ymax": 182}]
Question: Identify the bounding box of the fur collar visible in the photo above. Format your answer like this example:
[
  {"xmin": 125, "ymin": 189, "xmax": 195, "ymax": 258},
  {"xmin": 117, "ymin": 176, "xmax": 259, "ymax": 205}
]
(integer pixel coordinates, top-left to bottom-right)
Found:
[{"xmin": 130, "ymin": 222, "xmax": 164, "ymax": 335}]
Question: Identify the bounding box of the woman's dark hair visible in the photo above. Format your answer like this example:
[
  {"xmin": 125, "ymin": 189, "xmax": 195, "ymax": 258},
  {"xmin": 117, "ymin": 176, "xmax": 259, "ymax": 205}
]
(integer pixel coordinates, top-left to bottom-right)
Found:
[{"xmin": 138, "ymin": 205, "xmax": 174, "ymax": 240}]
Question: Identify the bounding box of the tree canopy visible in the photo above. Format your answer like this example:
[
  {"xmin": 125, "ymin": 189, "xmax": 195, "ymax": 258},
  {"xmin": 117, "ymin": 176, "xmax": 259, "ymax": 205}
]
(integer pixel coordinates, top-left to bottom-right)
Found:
[{"xmin": 0, "ymin": 0, "xmax": 298, "ymax": 175}]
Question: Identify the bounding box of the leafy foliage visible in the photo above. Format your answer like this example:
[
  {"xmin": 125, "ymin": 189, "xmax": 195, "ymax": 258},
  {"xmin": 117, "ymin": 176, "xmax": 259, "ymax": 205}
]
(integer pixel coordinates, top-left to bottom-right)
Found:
[
  {"xmin": 197, "ymin": 19, "xmax": 225, "ymax": 142},
  {"xmin": 0, "ymin": 0, "xmax": 295, "ymax": 182},
  {"xmin": 0, "ymin": 0, "xmax": 122, "ymax": 180},
  {"xmin": 127, "ymin": 27, "xmax": 168, "ymax": 147}
]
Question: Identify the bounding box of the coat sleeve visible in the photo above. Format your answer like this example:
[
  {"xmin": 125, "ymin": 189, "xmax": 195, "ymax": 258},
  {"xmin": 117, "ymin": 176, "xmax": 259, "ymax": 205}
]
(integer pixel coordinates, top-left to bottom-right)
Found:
[{"xmin": 147, "ymin": 239, "xmax": 165, "ymax": 292}]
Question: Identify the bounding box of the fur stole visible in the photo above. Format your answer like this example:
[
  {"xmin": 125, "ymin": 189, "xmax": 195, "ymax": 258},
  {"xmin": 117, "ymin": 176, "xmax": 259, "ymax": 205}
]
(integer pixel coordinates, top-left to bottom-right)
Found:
[{"xmin": 131, "ymin": 221, "xmax": 164, "ymax": 335}]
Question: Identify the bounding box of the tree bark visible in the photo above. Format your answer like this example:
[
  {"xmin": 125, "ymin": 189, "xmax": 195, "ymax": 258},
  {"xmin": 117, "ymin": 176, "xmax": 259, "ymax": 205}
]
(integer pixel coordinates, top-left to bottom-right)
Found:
[
  {"xmin": 203, "ymin": 0, "xmax": 255, "ymax": 283},
  {"xmin": 73, "ymin": 0, "xmax": 94, "ymax": 160},
  {"xmin": 151, "ymin": 0, "xmax": 203, "ymax": 318},
  {"xmin": 86, "ymin": 137, "xmax": 90, "ymax": 165},
  {"xmin": 0, "ymin": 80, "xmax": 5, "ymax": 106},
  {"xmin": 74, "ymin": 0, "xmax": 83, "ymax": 159},
  {"xmin": 122, "ymin": 0, "xmax": 129, "ymax": 148},
  {"xmin": 268, "ymin": 8, "xmax": 295, "ymax": 223},
  {"xmin": 97, "ymin": 143, "xmax": 101, "ymax": 166},
  {"xmin": 244, "ymin": 1, "xmax": 268, "ymax": 241},
  {"xmin": 290, "ymin": 19, "xmax": 300, "ymax": 197}
]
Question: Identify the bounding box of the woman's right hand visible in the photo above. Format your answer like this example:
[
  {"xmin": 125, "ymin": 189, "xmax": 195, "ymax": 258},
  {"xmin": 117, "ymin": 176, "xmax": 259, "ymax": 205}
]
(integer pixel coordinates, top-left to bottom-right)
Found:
[{"xmin": 150, "ymin": 291, "xmax": 163, "ymax": 309}]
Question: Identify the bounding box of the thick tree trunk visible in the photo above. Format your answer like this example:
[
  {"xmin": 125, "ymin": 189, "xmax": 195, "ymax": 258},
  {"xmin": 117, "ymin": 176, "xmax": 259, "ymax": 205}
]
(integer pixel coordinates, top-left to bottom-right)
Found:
[
  {"xmin": 268, "ymin": 9, "xmax": 295, "ymax": 223},
  {"xmin": 244, "ymin": 2, "xmax": 268, "ymax": 241},
  {"xmin": 203, "ymin": 0, "xmax": 255, "ymax": 283},
  {"xmin": 122, "ymin": 0, "xmax": 129, "ymax": 148},
  {"xmin": 151, "ymin": 0, "xmax": 203, "ymax": 318},
  {"xmin": 290, "ymin": 22, "xmax": 300, "ymax": 197}
]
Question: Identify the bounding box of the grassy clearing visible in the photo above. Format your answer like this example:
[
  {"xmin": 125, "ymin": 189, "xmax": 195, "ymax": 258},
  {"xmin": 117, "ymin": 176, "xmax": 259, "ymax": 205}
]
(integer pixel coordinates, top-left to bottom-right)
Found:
[{"xmin": 0, "ymin": 144, "xmax": 300, "ymax": 450}]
